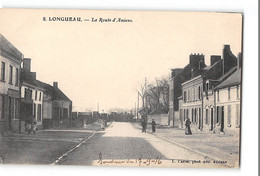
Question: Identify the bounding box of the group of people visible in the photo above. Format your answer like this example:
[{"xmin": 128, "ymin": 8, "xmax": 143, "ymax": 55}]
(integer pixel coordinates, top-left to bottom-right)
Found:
[
  {"xmin": 141, "ymin": 119, "xmax": 156, "ymax": 133},
  {"xmin": 140, "ymin": 117, "xmax": 192, "ymax": 135}
]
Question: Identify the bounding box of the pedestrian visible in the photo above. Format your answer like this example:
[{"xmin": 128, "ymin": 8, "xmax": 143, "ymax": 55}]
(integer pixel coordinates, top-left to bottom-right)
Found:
[
  {"xmin": 152, "ymin": 119, "xmax": 156, "ymax": 133},
  {"xmin": 31, "ymin": 116, "xmax": 37, "ymax": 134},
  {"xmin": 25, "ymin": 119, "xmax": 31, "ymax": 134},
  {"xmin": 141, "ymin": 119, "xmax": 145, "ymax": 132},
  {"xmin": 185, "ymin": 117, "xmax": 192, "ymax": 135}
]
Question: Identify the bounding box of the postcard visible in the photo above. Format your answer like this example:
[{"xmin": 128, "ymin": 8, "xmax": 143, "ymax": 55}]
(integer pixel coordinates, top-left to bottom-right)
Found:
[{"xmin": 0, "ymin": 9, "xmax": 242, "ymax": 168}]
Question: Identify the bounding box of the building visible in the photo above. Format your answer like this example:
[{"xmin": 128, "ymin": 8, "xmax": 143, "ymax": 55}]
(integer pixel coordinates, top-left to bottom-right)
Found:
[
  {"xmin": 0, "ymin": 34, "xmax": 23, "ymax": 134},
  {"xmin": 36, "ymin": 80, "xmax": 73, "ymax": 129},
  {"xmin": 20, "ymin": 58, "xmax": 45, "ymax": 131},
  {"xmin": 169, "ymin": 53, "xmax": 206, "ymax": 127},
  {"xmin": 178, "ymin": 45, "xmax": 239, "ymax": 132},
  {"xmin": 214, "ymin": 65, "xmax": 241, "ymax": 135}
]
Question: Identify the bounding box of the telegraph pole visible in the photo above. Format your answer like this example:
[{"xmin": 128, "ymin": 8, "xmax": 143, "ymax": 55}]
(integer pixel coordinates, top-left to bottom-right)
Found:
[{"xmin": 137, "ymin": 91, "xmax": 139, "ymax": 120}]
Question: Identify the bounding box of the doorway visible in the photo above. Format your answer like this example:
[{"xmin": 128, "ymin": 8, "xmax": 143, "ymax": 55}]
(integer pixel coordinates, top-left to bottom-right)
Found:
[
  {"xmin": 210, "ymin": 108, "xmax": 214, "ymax": 131},
  {"xmin": 220, "ymin": 106, "xmax": 224, "ymax": 132}
]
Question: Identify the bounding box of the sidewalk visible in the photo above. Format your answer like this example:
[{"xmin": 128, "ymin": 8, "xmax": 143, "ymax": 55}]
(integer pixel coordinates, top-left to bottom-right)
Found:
[{"xmin": 134, "ymin": 122, "xmax": 240, "ymax": 168}]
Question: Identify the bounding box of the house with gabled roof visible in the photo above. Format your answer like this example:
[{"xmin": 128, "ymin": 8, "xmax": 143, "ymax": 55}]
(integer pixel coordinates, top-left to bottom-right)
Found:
[
  {"xmin": 36, "ymin": 80, "xmax": 72, "ymax": 129},
  {"xmin": 214, "ymin": 62, "xmax": 241, "ymax": 135}
]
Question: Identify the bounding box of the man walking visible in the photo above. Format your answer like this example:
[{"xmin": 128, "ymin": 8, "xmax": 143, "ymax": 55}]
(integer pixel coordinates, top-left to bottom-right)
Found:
[{"xmin": 152, "ymin": 119, "xmax": 156, "ymax": 133}]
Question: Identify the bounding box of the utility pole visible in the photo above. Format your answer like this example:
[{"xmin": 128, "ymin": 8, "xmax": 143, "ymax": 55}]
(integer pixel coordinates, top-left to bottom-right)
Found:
[
  {"xmin": 137, "ymin": 91, "xmax": 139, "ymax": 120},
  {"xmin": 97, "ymin": 103, "xmax": 99, "ymax": 113},
  {"xmin": 144, "ymin": 77, "xmax": 147, "ymax": 109}
]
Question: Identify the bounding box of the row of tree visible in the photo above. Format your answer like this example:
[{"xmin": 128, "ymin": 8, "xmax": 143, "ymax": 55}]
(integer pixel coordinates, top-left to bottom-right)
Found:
[{"xmin": 138, "ymin": 77, "xmax": 169, "ymax": 114}]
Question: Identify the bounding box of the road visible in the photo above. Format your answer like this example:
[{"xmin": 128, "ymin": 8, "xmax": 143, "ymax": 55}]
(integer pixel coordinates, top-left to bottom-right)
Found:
[
  {"xmin": 0, "ymin": 122, "xmax": 229, "ymax": 167},
  {"xmin": 58, "ymin": 122, "xmax": 228, "ymax": 167}
]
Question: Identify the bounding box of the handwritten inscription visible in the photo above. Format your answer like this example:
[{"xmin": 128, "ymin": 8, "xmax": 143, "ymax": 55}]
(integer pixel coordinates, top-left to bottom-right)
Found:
[{"xmin": 97, "ymin": 153, "xmax": 162, "ymax": 166}]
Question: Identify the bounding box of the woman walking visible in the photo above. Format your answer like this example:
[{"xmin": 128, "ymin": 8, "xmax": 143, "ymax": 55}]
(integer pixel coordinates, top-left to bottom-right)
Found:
[{"xmin": 185, "ymin": 117, "xmax": 192, "ymax": 135}]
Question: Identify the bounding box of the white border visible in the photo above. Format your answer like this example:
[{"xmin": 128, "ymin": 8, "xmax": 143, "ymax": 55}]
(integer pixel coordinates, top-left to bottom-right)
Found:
[{"xmin": 0, "ymin": 0, "xmax": 258, "ymax": 176}]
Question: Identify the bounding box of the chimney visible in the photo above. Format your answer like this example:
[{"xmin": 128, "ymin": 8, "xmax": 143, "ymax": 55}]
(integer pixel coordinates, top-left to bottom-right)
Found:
[
  {"xmin": 23, "ymin": 58, "xmax": 31, "ymax": 72},
  {"xmin": 53, "ymin": 82, "xmax": 58, "ymax": 88},
  {"xmin": 223, "ymin": 44, "xmax": 237, "ymax": 74},
  {"xmin": 189, "ymin": 53, "xmax": 205, "ymax": 69},
  {"xmin": 210, "ymin": 55, "xmax": 221, "ymax": 66}
]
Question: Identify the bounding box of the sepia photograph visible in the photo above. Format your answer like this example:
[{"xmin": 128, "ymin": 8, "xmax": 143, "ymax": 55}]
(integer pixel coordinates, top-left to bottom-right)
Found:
[{"xmin": 0, "ymin": 8, "xmax": 244, "ymax": 169}]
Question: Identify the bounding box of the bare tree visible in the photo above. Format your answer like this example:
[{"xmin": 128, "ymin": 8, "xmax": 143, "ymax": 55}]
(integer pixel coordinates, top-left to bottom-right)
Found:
[
  {"xmin": 137, "ymin": 78, "xmax": 148, "ymax": 109},
  {"xmin": 146, "ymin": 77, "xmax": 169, "ymax": 113}
]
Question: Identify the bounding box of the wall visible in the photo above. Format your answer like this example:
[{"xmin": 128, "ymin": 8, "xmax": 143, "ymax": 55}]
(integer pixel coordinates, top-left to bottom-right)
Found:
[
  {"xmin": 42, "ymin": 93, "xmax": 52, "ymax": 119},
  {"xmin": 147, "ymin": 113, "xmax": 168, "ymax": 126}
]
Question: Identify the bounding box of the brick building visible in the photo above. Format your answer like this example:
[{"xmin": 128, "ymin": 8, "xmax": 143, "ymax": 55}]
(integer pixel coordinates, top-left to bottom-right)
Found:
[
  {"xmin": 0, "ymin": 34, "xmax": 23, "ymax": 134},
  {"xmin": 169, "ymin": 53, "xmax": 206, "ymax": 127},
  {"xmin": 178, "ymin": 45, "xmax": 239, "ymax": 133}
]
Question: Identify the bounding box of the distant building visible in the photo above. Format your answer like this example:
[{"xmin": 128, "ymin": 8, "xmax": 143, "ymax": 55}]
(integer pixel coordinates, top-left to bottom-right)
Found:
[
  {"xmin": 0, "ymin": 34, "xmax": 23, "ymax": 134},
  {"xmin": 20, "ymin": 58, "xmax": 45, "ymax": 131}
]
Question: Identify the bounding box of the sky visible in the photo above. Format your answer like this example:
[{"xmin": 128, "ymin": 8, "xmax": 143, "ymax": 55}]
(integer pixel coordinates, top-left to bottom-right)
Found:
[{"xmin": 1, "ymin": 9, "xmax": 242, "ymax": 112}]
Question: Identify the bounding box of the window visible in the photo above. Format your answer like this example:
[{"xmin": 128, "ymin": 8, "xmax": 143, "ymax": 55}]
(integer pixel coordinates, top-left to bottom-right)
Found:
[
  {"xmin": 183, "ymin": 91, "xmax": 187, "ymax": 103},
  {"xmin": 228, "ymin": 87, "xmax": 231, "ymax": 100},
  {"xmin": 206, "ymin": 82, "xmax": 209, "ymax": 99},
  {"xmin": 198, "ymin": 86, "xmax": 201, "ymax": 100},
  {"xmin": 205, "ymin": 109, "xmax": 209, "ymax": 124},
  {"xmin": 15, "ymin": 68, "xmax": 19, "ymax": 86},
  {"xmin": 206, "ymin": 82, "xmax": 209, "ymax": 91},
  {"xmin": 37, "ymin": 104, "xmax": 42, "ymax": 122},
  {"xmin": 39, "ymin": 92, "xmax": 42, "ymax": 101},
  {"xmin": 193, "ymin": 88, "xmax": 195, "ymax": 101},
  {"xmin": 227, "ymin": 105, "xmax": 231, "ymax": 127},
  {"xmin": 29, "ymin": 90, "xmax": 32, "ymax": 99},
  {"xmin": 14, "ymin": 98, "xmax": 19, "ymax": 119},
  {"xmin": 35, "ymin": 90, "xmax": 38, "ymax": 100},
  {"xmin": 9, "ymin": 65, "xmax": 13, "ymax": 84},
  {"xmin": 1, "ymin": 62, "xmax": 5, "ymax": 82},
  {"xmin": 194, "ymin": 108, "xmax": 197, "ymax": 123},
  {"xmin": 183, "ymin": 109, "xmax": 186, "ymax": 121},
  {"xmin": 0, "ymin": 95, "xmax": 4, "ymax": 119},
  {"xmin": 24, "ymin": 88, "xmax": 27, "ymax": 98},
  {"xmin": 236, "ymin": 86, "xmax": 239, "ymax": 99},
  {"xmin": 33, "ymin": 103, "xmax": 36, "ymax": 117},
  {"xmin": 191, "ymin": 109, "xmax": 194, "ymax": 122},
  {"xmin": 187, "ymin": 90, "xmax": 190, "ymax": 102}
]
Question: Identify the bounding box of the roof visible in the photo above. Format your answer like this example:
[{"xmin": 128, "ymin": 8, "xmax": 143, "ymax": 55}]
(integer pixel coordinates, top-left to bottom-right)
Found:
[
  {"xmin": 0, "ymin": 34, "xmax": 23, "ymax": 61},
  {"xmin": 215, "ymin": 68, "xmax": 241, "ymax": 89},
  {"xmin": 216, "ymin": 66, "xmax": 237, "ymax": 82},
  {"xmin": 36, "ymin": 80, "xmax": 72, "ymax": 102},
  {"xmin": 21, "ymin": 71, "xmax": 44, "ymax": 90}
]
